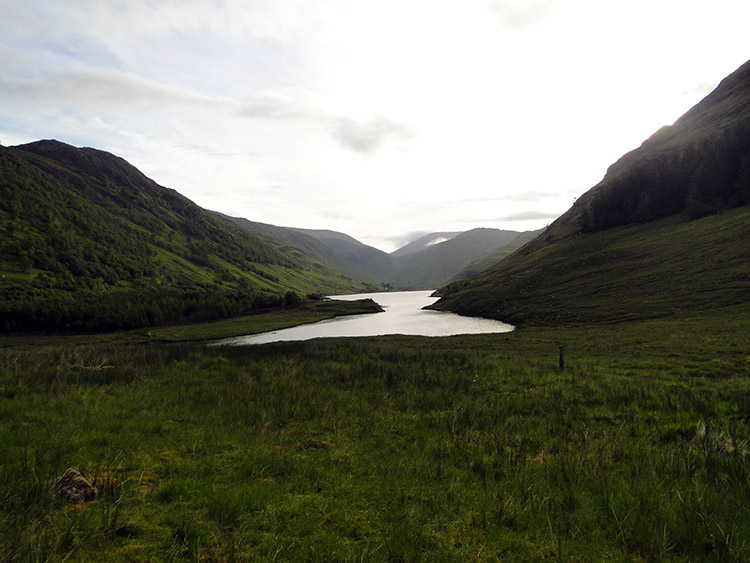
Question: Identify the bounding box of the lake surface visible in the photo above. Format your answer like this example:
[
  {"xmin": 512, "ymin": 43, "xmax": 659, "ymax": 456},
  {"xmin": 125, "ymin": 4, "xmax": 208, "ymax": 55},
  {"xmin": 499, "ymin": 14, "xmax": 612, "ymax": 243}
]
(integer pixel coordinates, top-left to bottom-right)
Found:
[{"xmin": 218, "ymin": 290, "xmax": 514, "ymax": 345}]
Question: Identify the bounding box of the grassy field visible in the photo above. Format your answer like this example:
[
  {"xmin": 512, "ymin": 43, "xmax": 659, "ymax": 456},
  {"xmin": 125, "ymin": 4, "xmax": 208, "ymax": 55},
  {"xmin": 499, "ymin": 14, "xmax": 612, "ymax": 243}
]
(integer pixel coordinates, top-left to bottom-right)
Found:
[{"xmin": 2, "ymin": 306, "xmax": 750, "ymax": 560}]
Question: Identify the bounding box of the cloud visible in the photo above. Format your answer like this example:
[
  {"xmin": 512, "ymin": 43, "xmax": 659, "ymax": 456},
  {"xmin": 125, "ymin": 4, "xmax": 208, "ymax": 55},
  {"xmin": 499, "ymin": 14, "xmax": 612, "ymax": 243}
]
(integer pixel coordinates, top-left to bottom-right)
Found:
[
  {"xmin": 483, "ymin": 211, "xmax": 561, "ymax": 222},
  {"xmin": 331, "ymin": 116, "xmax": 415, "ymax": 154},
  {"xmin": 1, "ymin": 68, "xmax": 226, "ymax": 110},
  {"xmin": 236, "ymin": 95, "xmax": 309, "ymax": 120},
  {"xmin": 452, "ymin": 191, "xmax": 564, "ymax": 204},
  {"xmin": 43, "ymin": 34, "xmax": 125, "ymax": 70},
  {"xmin": 488, "ymin": 0, "xmax": 555, "ymax": 29},
  {"xmin": 379, "ymin": 231, "xmax": 432, "ymax": 250},
  {"xmin": 237, "ymin": 95, "xmax": 416, "ymax": 154}
]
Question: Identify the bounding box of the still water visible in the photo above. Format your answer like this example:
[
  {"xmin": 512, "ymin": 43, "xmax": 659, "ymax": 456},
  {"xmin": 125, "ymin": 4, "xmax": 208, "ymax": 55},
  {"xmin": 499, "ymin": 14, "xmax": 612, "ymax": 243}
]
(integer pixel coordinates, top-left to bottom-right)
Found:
[{"xmin": 218, "ymin": 290, "xmax": 514, "ymax": 345}]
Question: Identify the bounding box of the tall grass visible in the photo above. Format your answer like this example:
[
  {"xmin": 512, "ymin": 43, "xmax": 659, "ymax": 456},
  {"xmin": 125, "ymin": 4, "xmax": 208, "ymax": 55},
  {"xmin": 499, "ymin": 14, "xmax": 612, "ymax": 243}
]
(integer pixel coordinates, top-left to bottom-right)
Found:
[{"xmin": 1, "ymin": 314, "xmax": 749, "ymax": 560}]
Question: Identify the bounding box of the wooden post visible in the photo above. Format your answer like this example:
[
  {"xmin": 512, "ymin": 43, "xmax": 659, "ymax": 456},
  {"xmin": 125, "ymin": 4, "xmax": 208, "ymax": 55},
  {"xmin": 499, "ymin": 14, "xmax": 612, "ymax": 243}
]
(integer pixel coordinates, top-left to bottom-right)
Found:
[{"xmin": 558, "ymin": 345, "xmax": 565, "ymax": 372}]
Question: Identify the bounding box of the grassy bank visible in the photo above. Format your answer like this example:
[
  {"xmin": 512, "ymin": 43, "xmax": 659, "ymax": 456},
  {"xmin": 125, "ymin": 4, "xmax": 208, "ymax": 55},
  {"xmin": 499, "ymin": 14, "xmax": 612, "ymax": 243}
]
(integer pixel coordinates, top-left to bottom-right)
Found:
[
  {"xmin": 0, "ymin": 298, "xmax": 383, "ymax": 347},
  {"xmin": 1, "ymin": 308, "xmax": 750, "ymax": 560}
]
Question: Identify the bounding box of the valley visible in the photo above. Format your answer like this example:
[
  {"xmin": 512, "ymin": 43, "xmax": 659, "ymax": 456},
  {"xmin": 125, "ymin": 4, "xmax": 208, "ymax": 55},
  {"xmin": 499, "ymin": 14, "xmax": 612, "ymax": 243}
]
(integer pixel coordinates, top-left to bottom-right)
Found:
[{"xmin": 1, "ymin": 56, "xmax": 750, "ymax": 561}]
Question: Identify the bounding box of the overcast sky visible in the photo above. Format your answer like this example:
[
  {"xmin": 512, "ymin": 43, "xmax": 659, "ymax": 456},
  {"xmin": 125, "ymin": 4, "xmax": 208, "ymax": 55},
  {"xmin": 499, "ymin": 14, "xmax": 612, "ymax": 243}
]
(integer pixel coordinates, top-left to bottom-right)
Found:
[{"xmin": 1, "ymin": 1, "xmax": 748, "ymax": 251}]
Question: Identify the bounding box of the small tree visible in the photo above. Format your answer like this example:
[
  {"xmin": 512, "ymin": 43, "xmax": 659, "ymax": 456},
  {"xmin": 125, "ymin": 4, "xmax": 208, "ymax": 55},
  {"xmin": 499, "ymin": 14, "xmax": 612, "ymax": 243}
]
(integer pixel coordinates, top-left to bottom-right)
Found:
[{"xmin": 284, "ymin": 291, "xmax": 301, "ymax": 307}]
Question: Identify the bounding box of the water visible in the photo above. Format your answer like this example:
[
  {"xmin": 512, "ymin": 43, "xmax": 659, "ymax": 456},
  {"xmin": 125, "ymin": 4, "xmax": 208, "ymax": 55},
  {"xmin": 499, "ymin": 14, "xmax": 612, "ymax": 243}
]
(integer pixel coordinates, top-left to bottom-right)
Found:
[{"xmin": 217, "ymin": 290, "xmax": 514, "ymax": 345}]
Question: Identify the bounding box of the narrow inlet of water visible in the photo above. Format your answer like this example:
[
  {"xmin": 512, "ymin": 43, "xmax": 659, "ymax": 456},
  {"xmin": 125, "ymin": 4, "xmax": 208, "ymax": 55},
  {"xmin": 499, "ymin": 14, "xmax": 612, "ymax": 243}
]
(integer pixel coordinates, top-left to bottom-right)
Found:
[{"xmin": 217, "ymin": 290, "xmax": 513, "ymax": 345}]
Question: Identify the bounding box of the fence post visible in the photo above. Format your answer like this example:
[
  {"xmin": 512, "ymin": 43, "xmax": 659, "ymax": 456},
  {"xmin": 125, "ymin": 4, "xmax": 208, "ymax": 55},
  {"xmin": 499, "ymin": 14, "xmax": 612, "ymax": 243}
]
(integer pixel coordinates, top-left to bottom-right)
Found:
[{"xmin": 558, "ymin": 345, "xmax": 565, "ymax": 372}]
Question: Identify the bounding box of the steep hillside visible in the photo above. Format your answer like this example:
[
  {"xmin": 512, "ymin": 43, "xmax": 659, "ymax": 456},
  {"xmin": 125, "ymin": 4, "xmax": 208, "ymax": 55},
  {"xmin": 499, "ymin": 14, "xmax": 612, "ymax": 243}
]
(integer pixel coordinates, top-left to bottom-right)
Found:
[
  {"xmin": 390, "ymin": 228, "xmax": 522, "ymax": 288},
  {"xmin": 224, "ymin": 219, "xmax": 391, "ymax": 287},
  {"xmin": 214, "ymin": 215, "xmax": 363, "ymax": 289},
  {"xmin": 290, "ymin": 228, "xmax": 398, "ymax": 284},
  {"xmin": 0, "ymin": 140, "xmax": 362, "ymax": 331},
  {"xmin": 532, "ymin": 59, "xmax": 750, "ymax": 247},
  {"xmin": 432, "ymin": 59, "xmax": 750, "ymax": 325},
  {"xmin": 453, "ymin": 229, "xmax": 543, "ymax": 280},
  {"xmin": 390, "ymin": 232, "xmax": 461, "ymax": 258},
  {"xmin": 434, "ymin": 208, "xmax": 750, "ymax": 325}
]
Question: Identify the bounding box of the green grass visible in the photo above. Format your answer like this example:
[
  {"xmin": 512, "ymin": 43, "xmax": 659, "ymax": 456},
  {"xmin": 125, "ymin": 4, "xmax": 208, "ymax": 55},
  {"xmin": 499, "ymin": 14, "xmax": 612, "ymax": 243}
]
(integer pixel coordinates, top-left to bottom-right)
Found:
[
  {"xmin": 434, "ymin": 206, "xmax": 750, "ymax": 326},
  {"xmin": 2, "ymin": 309, "xmax": 750, "ymax": 560},
  {"xmin": 0, "ymin": 298, "xmax": 383, "ymax": 347}
]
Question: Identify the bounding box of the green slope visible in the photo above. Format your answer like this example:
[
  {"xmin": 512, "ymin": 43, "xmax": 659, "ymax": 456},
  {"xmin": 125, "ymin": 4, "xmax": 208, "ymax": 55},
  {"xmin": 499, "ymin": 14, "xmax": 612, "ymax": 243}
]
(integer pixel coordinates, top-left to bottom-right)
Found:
[
  {"xmin": 448, "ymin": 229, "xmax": 543, "ymax": 282},
  {"xmin": 432, "ymin": 59, "xmax": 750, "ymax": 325},
  {"xmin": 220, "ymin": 216, "xmax": 383, "ymax": 288},
  {"xmin": 290, "ymin": 227, "xmax": 399, "ymax": 285},
  {"xmin": 390, "ymin": 228, "xmax": 522, "ymax": 289},
  {"xmin": 433, "ymin": 207, "xmax": 750, "ymax": 325},
  {"xmin": 0, "ymin": 140, "xmax": 362, "ymax": 332}
]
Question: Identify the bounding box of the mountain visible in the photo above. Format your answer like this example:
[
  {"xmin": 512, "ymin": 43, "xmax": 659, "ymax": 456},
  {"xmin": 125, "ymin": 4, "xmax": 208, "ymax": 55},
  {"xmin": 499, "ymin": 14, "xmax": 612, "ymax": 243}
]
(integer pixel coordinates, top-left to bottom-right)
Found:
[
  {"xmin": 219, "ymin": 220, "xmax": 531, "ymax": 290},
  {"xmin": 215, "ymin": 215, "xmax": 360, "ymax": 286},
  {"xmin": 0, "ymin": 140, "xmax": 363, "ymax": 332},
  {"xmin": 288, "ymin": 228, "xmax": 399, "ymax": 285},
  {"xmin": 452, "ymin": 229, "xmax": 543, "ymax": 280},
  {"xmin": 390, "ymin": 232, "xmax": 461, "ymax": 258},
  {"xmin": 431, "ymin": 59, "xmax": 750, "ymax": 325},
  {"xmin": 218, "ymin": 218, "xmax": 394, "ymax": 286},
  {"xmin": 390, "ymin": 228, "xmax": 524, "ymax": 288},
  {"xmin": 219, "ymin": 218, "xmax": 531, "ymax": 289}
]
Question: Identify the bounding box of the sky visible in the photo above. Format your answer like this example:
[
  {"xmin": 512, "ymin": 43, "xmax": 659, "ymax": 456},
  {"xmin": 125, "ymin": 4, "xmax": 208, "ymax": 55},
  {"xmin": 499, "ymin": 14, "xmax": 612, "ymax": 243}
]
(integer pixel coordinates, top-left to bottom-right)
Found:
[{"xmin": 1, "ymin": 1, "xmax": 749, "ymax": 252}]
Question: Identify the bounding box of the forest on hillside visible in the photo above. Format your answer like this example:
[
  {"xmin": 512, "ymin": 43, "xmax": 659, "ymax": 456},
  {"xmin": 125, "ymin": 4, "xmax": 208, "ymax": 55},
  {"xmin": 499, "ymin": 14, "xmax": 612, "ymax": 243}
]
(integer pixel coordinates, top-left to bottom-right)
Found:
[{"xmin": 581, "ymin": 120, "xmax": 750, "ymax": 233}]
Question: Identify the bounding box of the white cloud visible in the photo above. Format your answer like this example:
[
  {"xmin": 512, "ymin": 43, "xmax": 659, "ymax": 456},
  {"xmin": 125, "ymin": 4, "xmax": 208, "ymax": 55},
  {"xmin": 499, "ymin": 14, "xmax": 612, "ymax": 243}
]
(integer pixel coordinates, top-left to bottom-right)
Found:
[
  {"xmin": 331, "ymin": 116, "xmax": 415, "ymax": 154},
  {"xmin": 0, "ymin": 68, "xmax": 226, "ymax": 110},
  {"xmin": 488, "ymin": 0, "xmax": 555, "ymax": 29},
  {"xmin": 236, "ymin": 93, "xmax": 416, "ymax": 153}
]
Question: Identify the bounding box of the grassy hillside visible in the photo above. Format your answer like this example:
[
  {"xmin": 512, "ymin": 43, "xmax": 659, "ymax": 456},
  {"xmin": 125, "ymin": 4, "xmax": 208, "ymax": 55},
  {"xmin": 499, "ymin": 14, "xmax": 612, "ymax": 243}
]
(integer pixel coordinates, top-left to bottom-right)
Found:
[
  {"xmin": 433, "ymin": 207, "xmax": 750, "ymax": 325},
  {"xmin": 450, "ymin": 229, "xmax": 543, "ymax": 281},
  {"xmin": 291, "ymin": 227, "xmax": 399, "ymax": 285},
  {"xmin": 390, "ymin": 228, "xmax": 522, "ymax": 289},
  {"xmin": 224, "ymin": 218, "xmax": 389, "ymax": 288},
  {"xmin": 0, "ymin": 141, "xmax": 362, "ymax": 332},
  {"xmin": 433, "ymin": 59, "xmax": 750, "ymax": 325}
]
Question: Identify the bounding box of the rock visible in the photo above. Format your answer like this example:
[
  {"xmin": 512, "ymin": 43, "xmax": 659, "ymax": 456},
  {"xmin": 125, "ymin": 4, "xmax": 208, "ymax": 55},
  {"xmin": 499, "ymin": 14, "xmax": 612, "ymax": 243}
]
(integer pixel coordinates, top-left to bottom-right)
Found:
[{"xmin": 55, "ymin": 468, "xmax": 97, "ymax": 503}]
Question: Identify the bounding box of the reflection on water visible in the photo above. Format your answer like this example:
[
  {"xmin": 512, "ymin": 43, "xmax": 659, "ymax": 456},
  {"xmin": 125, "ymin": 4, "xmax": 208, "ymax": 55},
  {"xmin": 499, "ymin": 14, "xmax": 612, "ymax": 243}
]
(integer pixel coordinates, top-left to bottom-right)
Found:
[{"xmin": 217, "ymin": 290, "xmax": 513, "ymax": 346}]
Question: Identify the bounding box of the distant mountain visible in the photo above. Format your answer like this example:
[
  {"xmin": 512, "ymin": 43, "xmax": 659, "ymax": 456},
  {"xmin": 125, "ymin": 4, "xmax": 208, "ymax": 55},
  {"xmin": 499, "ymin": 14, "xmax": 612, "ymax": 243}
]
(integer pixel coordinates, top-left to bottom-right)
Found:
[
  {"xmin": 288, "ymin": 228, "xmax": 399, "ymax": 285},
  {"xmin": 221, "ymin": 221, "xmax": 531, "ymax": 290},
  {"xmin": 0, "ymin": 140, "xmax": 363, "ymax": 332},
  {"xmin": 390, "ymin": 232, "xmax": 461, "ymax": 258},
  {"xmin": 452, "ymin": 229, "xmax": 543, "ymax": 281},
  {"xmin": 390, "ymin": 228, "xmax": 523, "ymax": 288},
  {"xmin": 216, "ymin": 215, "xmax": 353, "ymax": 280},
  {"xmin": 431, "ymin": 59, "xmax": 750, "ymax": 325}
]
